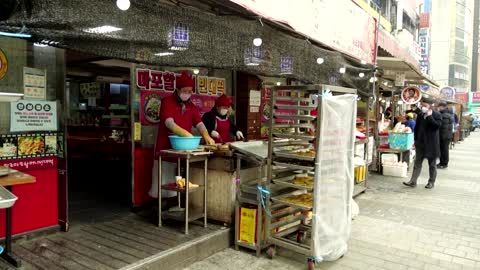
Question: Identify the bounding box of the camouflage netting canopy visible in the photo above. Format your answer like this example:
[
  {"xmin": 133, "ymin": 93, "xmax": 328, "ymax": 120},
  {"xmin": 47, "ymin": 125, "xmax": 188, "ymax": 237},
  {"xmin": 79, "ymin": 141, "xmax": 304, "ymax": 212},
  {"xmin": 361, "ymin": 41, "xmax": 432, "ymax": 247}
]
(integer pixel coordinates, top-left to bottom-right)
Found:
[{"xmin": 1, "ymin": 0, "xmax": 375, "ymax": 94}]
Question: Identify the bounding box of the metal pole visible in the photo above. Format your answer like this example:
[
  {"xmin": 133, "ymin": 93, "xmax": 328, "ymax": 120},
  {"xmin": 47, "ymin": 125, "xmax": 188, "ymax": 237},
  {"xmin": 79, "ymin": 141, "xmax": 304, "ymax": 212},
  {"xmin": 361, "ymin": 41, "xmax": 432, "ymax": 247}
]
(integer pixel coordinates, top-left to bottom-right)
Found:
[
  {"xmin": 472, "ymin": 0, "xmax": 480, "ymax": 92},
  {"xmin": 373, "ymin": 12, "xmax": 381, "ymax": 171}
]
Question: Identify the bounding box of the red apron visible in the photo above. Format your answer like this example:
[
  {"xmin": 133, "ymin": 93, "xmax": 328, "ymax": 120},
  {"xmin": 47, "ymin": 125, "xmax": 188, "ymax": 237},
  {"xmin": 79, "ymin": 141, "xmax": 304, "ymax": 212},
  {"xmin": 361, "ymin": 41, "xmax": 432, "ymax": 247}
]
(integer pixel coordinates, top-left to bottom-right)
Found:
[
  {"xmin": 214, "ymin": 116, "xmax": 231, "ymax": 143},
  {"xmin": 155, "ymin": 95, "xmax": 199, "ymax": 157}
]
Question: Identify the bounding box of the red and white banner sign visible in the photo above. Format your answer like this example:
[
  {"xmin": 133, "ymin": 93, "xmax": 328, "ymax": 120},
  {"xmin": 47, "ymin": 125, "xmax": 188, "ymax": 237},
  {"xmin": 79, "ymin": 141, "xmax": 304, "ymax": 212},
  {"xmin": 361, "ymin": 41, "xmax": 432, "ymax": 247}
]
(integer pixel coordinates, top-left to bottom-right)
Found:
[
  {"xmin": 136, "ymin": 69, "xmax": 226, "ymax": 96},
  {"xmin": 472, "ymin": 92, "xmax": 480, "ymax": 103},
  {"xmin": 229, "ymin": 0, "xmax": 377, "ymax": 64},
  {"xmin": 0, "ymin": 157, "xmax": 57, "ymax": 171}
]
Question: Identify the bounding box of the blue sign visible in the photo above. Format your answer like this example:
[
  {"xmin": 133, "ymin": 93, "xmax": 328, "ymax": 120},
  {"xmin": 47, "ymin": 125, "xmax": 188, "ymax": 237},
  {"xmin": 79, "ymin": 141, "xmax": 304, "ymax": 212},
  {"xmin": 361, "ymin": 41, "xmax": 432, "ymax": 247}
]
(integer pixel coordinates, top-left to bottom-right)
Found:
[{"xmin": 280, "ymin": 56, "xmax": 293, "ymax": 74}]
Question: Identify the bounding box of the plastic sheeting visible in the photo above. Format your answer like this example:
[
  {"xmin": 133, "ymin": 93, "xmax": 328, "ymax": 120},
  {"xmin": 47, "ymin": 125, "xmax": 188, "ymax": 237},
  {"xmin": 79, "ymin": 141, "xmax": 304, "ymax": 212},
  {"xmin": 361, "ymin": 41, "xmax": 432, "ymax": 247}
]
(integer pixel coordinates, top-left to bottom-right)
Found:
[{"xmin": 312, "ymin": 94, "xmax": 357, "ymax": 261}]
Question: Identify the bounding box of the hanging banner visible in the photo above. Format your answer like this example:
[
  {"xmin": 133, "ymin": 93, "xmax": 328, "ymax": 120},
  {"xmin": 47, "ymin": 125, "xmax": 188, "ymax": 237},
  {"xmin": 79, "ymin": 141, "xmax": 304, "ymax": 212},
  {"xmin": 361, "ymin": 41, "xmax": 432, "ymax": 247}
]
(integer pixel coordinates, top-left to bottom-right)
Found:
[
  {"xmin": 228, "ymin": 0, "xmax": 377, "ymax": 64},
  {"xmin": 10, "ymin": 101, "xmax": 57, "ymax": 132},
  {"xmin": 419, "ymin": 28, "xmax": 430, "ymax": 74}
]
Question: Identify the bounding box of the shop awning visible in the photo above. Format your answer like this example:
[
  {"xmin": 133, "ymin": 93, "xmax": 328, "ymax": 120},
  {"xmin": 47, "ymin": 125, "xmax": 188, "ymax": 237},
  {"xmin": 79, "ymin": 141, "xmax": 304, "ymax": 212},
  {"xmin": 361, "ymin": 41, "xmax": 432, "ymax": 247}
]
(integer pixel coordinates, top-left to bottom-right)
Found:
[{"xmin": 377, "ymin": 57, "xmax": 439, "ymax": 87}]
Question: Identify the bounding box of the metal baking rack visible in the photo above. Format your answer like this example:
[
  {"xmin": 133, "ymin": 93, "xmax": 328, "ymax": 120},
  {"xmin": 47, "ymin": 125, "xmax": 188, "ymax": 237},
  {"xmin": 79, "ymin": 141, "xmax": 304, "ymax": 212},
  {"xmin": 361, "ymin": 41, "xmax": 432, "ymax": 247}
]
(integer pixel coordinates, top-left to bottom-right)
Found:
[{"xmin": 264, "ymin": 84, "xmax": 357, "ymax": 270}]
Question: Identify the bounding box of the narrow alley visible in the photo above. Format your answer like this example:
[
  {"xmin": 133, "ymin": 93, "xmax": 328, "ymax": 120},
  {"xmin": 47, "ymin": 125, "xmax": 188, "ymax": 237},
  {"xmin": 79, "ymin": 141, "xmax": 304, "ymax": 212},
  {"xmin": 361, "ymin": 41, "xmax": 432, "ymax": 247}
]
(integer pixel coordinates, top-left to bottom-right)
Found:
[{"xmin": 186, "ymin": 132, "xmax": 480, "ymax": 270}]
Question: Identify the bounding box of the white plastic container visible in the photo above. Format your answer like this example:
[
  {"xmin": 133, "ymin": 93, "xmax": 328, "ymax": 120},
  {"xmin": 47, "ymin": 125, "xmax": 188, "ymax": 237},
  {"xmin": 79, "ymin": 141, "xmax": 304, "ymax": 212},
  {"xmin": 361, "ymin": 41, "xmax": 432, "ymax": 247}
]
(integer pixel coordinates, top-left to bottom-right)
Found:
[
  {"xmin": 382, "ymin": 164, "xmax": 408, "ymax": 178},
  {"xmin": 381, "ymin": 153, "xmax": 398, "ymax": 163}
]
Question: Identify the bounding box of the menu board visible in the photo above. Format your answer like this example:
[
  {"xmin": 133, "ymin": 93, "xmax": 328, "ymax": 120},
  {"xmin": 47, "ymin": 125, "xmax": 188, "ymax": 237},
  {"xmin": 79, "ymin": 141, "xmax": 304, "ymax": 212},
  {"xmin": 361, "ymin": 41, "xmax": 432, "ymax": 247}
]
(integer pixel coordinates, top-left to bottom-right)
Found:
[
  {"xmin": 0, "ymin": 132, "xmax": 58, "ymax": 160},
  {"xmin": 23, "ymin": 67, "xmax": 47, "ymax": 100},
  {"xmin": 10, "ymin": 100, "xmax": 57, "ymax": 132}
]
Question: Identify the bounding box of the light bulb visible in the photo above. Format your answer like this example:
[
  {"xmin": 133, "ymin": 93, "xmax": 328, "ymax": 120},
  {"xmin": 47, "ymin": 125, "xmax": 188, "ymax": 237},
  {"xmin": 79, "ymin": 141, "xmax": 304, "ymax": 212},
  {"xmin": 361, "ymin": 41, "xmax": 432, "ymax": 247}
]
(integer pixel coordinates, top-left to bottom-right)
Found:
[
  {"xmin": 253, "ymin": 38, "xmax": 262, "ymax": 47},
  {"xmin": 316, "ymin": 57, "xmax": 324, "ymax": 64},
  {"xmin": 359, "ymin": 72, "xmax": 365, "ymax": 78},
  {"xmin": 339, "ymin": 67, "xmax": 346, "ymax": 74},
  {"xmin": 193, "ymin": 69, "xmax": 199, "ymax": 75},
  {"xmin": 116, "ymin": 0, "xmax": 130, "ymax": 11},
  {"xmin": 276, "ymin": 82, "xmax": 281, "ymax": 86},
  {"xmin": 383, "ymin": 81, "xmax": 388, "ymax": 86}
]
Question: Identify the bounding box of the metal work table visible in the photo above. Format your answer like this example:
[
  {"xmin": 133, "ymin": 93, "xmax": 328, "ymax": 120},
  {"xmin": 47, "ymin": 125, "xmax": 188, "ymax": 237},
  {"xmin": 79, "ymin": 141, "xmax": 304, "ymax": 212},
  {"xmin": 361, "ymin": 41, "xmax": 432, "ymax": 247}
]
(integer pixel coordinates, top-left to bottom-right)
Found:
[
  {"xmin": 158, "ymin": 149, "xmax": 211, "ymax": 234},
  {"xmin": 0, "ymin": 169, "xmax": 36, "ymax": 267}
]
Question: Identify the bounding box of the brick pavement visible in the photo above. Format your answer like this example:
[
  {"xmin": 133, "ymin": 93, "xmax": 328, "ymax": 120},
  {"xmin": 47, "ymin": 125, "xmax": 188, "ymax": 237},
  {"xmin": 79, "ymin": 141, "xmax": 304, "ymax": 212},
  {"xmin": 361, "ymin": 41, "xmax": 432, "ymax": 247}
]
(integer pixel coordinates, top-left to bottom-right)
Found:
[{"xmin": 185, "ymin": 132, "xmax": 480, "ymax": 270}]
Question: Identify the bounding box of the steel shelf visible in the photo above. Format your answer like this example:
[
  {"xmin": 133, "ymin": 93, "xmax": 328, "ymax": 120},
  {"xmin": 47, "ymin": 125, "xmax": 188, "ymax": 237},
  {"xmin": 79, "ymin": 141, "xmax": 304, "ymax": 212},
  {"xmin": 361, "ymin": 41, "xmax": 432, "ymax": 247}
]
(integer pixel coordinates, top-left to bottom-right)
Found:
[
  {"xmin": 273, "ymin": 161, "xmax": 315, "ymax": 172},
  {"xmin": 273, "ymin": 114, "xmax": 316, "ymax": 121}
]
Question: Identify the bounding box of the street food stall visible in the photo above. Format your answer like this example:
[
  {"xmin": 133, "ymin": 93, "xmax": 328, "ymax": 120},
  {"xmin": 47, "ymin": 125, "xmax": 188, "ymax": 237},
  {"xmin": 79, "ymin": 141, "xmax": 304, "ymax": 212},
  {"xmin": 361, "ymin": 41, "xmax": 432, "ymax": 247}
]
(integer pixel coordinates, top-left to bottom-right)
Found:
[{"xmin": 374, "ymin": 57, "xmax": 441, "ymax": 175}]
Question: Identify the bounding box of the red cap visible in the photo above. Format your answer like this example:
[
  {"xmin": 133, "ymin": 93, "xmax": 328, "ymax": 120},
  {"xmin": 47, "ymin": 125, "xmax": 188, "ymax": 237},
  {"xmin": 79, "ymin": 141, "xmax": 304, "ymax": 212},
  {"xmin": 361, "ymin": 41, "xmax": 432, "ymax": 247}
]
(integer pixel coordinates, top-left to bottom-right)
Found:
[
  {"xmin": 310, "ymin": 110, "xmax": 317, "ymax": 116},
  {"xmin": 215, "ymin": 94, "xmax": 232, "ymax": 107},
  {"xmin": 176, "ymin": 71, "xmax": 195, "ymax": 89}
]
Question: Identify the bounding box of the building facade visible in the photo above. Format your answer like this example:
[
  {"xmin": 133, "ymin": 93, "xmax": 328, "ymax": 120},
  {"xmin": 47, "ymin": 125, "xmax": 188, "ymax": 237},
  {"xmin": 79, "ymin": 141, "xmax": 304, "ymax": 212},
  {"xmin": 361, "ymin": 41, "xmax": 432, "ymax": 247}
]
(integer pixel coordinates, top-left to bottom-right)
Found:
[{"xmin": 430, "ymin": 0, "xmax": 474, "ymax": 93}]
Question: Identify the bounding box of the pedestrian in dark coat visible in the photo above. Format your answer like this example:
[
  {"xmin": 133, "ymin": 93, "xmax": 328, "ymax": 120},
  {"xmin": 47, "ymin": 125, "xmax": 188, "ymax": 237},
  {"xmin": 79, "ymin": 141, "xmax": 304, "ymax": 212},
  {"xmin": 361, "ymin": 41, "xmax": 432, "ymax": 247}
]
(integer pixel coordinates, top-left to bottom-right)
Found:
[
  {"xmin": 403, "ymin": 102, "xmax": 442, "ymax": 189},
  {"xmin": 437, "ymin": 102, "xmax": 453, "ymax": 168}
]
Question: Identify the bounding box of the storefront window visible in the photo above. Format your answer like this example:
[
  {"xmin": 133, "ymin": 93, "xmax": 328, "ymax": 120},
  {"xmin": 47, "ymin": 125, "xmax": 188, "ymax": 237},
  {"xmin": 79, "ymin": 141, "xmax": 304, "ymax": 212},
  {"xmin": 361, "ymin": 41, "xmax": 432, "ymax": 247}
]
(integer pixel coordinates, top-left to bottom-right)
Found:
[{"xmin": 0, "ymin": 36, "xmax": 65, "ymax": 143}]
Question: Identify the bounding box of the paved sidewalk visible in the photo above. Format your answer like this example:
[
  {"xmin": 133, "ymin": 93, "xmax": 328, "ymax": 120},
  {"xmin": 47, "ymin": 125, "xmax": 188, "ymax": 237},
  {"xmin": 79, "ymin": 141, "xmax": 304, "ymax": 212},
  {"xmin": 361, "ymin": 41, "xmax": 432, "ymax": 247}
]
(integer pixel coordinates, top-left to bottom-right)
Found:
[{"xmin": 185, "ymin": 132, "xmax": 480, "ymax": 270}]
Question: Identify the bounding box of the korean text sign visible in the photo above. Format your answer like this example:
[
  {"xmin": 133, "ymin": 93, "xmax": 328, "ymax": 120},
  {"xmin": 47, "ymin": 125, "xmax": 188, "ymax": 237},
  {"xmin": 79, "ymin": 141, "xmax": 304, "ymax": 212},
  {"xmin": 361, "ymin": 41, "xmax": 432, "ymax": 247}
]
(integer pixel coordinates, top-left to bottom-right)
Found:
[{"xmin": 10, "ymin": 101, "xmax": 57, "ymax": 132}]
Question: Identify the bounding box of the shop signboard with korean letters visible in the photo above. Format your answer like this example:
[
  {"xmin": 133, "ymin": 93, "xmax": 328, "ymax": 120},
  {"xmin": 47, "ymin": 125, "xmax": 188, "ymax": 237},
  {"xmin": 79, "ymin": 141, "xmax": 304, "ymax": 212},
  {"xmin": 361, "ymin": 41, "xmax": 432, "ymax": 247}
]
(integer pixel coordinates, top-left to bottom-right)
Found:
[{"xmin": 10, "ymin": 100, "xmax": 57, "ymax": 132}]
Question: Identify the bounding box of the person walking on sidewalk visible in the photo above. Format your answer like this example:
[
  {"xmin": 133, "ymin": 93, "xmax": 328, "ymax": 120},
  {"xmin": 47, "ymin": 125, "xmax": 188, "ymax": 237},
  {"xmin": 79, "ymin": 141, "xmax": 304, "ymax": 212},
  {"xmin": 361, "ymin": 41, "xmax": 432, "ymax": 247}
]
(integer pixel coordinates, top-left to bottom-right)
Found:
[
  {"xmin": 437, "ymin": 102, "xmax": 453, "ymax": 169},
  {"xmin": 403, "ymin": 102, "xmax": 442, "ymax": 189}
]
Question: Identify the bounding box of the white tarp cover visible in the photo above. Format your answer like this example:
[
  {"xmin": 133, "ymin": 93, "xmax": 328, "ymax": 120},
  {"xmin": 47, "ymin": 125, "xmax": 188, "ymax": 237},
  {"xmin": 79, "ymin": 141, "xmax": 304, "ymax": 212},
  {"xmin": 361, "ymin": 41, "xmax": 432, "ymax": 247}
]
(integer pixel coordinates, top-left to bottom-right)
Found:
[{"xmin": 312, "ymin": 94, "xmax": 357, "ymax": 261}]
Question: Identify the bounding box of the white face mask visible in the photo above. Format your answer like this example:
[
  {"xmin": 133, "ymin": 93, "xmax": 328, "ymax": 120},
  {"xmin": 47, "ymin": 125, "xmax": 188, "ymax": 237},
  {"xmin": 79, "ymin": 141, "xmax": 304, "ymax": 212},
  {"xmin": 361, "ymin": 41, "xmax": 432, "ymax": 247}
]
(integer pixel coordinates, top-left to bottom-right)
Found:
[
  {"xmin": 219, "ymin": 109, "xmax": 228, "ymax": 116},
  {"xmin": 421, "ymin": 107, "xmax": 428, "ymax": 113},
  {"xmin": 179, "ymin": 93, "xmax": 191, "ymax": 102}
]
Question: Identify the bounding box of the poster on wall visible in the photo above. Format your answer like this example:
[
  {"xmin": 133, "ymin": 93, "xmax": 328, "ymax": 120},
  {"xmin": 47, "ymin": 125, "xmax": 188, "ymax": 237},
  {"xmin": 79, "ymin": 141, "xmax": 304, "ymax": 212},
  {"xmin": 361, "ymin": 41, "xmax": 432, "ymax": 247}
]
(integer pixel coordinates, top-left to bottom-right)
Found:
[
  {"xmin": 0, "ymin": 135, "xmax": 17, "ymax": 158},
  {"xmin": 0, "ymin": 132, "xmax": 59, "ymax": 160},
  {"xmin": 17, "ymin": 134, "xmax": 45, "ymax": 157},
  {"xmin": 10, "ymin": 100, "xmax": 57, "ymax": 132},
  {"xmin": 0, "ymin": 49, "xmax": 7, "ymax": 80},
  {"xmin": 140, "ymin": 90, "xmax": 163, "ymax": 126},
  {"xmin": 57, "ymin": 133, "xmax": 64, "ymax": 158},
  {"xmin": 23, "ymin": 67, "xmax": 47, "ymax": 100},
  {"xmin": 140, "ymin": 90, "xmax": 224, "ymax": 126}
]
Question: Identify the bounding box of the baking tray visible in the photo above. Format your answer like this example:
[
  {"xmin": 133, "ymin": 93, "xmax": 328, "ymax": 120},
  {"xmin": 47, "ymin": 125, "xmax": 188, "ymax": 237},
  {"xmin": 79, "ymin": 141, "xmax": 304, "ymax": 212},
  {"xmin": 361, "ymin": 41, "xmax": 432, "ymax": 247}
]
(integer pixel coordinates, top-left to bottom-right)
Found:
[
  {"xmin": 230, "ymin": 141, "xmax": 268, "ymax": 162},
  {"xmin": 274, "ymin": 149, "xmax": 315, "ymax": 162},
  {"xmin": 272, "ymin": 123, "xmax": 314, "ymax": 129},
  {"xmin": 274, "ymin": 104, "xmax": 317, "ymax": 111},
  {"xmin": 271, "ymin": 192, "xmax": 313, "ymax": 211},
  {"xmin": 273, "ymin": 161, "xmax": 315, "ymax": 172},
  {"xmin": 272, "ymin": 132, "xmax": 315, "ymax": 141},
  {"xmin": 273, "ymin": 114, "xmax": 316, "ymax": 121},
  {"xmin": 273, "ymin": 174, "xmax": 314, "ymax": 190},
  {"xmin": 0, "ymin": 186, "xmax": 18, "ymax": 209}
]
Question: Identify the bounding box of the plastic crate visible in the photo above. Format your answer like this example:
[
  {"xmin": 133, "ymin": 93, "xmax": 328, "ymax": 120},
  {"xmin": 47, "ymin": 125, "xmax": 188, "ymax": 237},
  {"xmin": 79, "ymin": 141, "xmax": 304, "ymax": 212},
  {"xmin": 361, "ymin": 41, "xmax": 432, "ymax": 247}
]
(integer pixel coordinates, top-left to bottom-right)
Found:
[
  {"xmin": 382, "ymin": 164, "xmax": 408, "ymax": 178},
  {"xmin": 389, "ymin": 133, "xmax": 414, "ymax": 150}
]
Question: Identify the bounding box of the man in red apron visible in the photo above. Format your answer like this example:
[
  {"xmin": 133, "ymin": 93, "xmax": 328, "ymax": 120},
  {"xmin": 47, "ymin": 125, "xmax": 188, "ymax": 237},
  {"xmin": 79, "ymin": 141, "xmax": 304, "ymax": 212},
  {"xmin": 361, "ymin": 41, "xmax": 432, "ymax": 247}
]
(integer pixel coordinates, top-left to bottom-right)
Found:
[
  {"xmin": 202, "ymin": 94, "xmax": 244, "ymax": 143},
  {"xmin": 149, "ymin": 71, "xmax": 215, "ymax": 198}
]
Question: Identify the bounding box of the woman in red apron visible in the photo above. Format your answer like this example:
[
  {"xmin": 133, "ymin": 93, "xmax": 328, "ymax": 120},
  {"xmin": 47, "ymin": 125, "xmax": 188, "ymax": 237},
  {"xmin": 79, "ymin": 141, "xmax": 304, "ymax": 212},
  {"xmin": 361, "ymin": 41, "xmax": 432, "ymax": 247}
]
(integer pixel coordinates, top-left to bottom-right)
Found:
[
  {"xmin": 202, "ymin": 94, "xmax": 244, "ymax": 143},
  {"xmin": 149, "ymin": 71, "xmax": 215, "ymax": 199}
]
